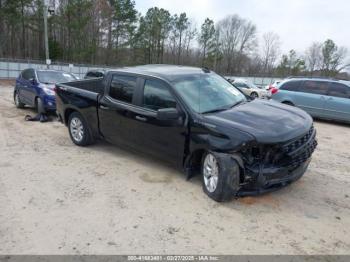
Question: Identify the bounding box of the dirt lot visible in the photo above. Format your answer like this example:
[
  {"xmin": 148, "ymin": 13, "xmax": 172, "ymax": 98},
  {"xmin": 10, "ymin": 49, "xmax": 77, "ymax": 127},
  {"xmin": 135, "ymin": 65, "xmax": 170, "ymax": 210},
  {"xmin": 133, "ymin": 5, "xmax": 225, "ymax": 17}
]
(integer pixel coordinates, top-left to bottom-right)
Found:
[{"xmin": 0, "ymin": 83, "xmax": 350, "ymax": 255}]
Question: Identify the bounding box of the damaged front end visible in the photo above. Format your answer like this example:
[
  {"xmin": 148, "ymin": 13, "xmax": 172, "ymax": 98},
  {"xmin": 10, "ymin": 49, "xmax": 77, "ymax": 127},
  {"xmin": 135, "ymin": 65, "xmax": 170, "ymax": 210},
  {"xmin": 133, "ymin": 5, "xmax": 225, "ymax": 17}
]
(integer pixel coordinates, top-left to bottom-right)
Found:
[{"xmin": 236, "ymin": 125, "xmax": 317, "ymax": 196}]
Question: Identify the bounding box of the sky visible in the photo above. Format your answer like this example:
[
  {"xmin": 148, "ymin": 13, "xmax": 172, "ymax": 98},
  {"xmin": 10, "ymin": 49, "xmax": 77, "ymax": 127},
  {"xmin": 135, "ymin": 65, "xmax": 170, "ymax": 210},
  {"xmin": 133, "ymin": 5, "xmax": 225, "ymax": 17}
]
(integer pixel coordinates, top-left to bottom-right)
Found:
[{"xmin": 135, "ymin": 0, "xmax": 350, "ymax": 57}]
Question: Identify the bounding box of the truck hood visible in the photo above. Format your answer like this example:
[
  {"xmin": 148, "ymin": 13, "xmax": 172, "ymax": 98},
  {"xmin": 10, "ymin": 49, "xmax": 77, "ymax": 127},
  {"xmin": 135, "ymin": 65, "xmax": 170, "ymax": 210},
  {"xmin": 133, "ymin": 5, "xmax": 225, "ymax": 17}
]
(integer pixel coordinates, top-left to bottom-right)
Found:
[{"xmin": 203, "ymin": 99, "xmax": 313, "ymax": 144}]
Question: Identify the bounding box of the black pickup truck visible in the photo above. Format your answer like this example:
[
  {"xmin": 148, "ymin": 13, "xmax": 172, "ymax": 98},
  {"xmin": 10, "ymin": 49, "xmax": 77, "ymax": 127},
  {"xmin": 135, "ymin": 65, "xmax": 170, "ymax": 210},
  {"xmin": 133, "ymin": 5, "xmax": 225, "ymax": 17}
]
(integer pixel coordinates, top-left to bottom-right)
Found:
[{"xmin": 55, "ymin": 65, "xmax": 317, "ymax": 202}]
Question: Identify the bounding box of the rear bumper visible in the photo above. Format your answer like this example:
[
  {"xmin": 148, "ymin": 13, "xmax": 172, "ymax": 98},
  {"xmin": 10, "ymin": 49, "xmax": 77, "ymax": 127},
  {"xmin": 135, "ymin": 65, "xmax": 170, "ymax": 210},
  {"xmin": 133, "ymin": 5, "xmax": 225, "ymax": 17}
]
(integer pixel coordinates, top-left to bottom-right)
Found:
[{"xmin": 238, "ymin": 158, "xmax": 311, "ymax": 196}]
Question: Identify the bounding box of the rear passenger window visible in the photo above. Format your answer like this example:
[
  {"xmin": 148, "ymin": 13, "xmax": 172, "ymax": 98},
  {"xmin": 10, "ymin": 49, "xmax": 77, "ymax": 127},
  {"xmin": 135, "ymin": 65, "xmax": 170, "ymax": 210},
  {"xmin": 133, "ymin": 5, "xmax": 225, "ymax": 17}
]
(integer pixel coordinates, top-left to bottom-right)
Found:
[
  {"xmin": 143, "ymin": 79, "xmax": 176, "ymax": 110},
  {"xmin": 302, "ymin": 81, "xmax": 328, "ymax": 95},
  {"xmin": 280, "ymin": 81, "xmax": 302, "ymax": 91},
  {"xmin": 328, "ymin": 83, "xmax": 350, "ymax": 99},
  {"xmin": 109, "ymin": 75, "xmax": 137, "ymax": 103}
]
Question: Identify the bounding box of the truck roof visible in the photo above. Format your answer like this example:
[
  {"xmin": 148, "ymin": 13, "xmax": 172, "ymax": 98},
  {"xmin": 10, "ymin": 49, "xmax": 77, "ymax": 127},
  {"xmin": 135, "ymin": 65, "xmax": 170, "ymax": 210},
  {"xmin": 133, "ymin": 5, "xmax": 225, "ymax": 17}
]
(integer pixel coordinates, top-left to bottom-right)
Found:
[{"xmin": 106, "ymin": 64, "xmax": 209, "ymax": 81}]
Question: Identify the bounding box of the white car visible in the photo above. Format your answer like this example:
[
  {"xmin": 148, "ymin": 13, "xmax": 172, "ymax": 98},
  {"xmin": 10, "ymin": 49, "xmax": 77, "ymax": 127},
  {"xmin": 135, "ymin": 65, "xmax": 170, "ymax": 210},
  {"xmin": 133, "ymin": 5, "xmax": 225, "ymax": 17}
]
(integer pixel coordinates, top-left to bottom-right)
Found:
[{"xmin": 228, "ymin": 78, "xmax": 270, "ymax": 99}]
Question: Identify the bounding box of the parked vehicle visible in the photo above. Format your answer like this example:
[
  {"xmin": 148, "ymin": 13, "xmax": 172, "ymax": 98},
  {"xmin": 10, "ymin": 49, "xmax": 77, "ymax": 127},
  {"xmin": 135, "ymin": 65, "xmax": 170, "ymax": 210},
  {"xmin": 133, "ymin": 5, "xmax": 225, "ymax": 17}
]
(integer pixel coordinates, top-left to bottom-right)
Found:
[
  {"xmin": 271, "ymin": 77, "xmax": 350, "ymax": 123},
  {"xmin": 265, "ymin": 80, "xmax": 281, "ymax": 91},
  {"xmin": 84, "ymin": 69, "xmax": 106, "ymax": 79},
  {"xmin": 229, "ymin": 78, "xmax": 270, "ymax": 99},
  {"xmin": 14, "ymin": 69, "xmax": 78, "ymax": 113},
  {"xmin": 56, "ymin": 65, "xmax": 317, "ymax": 202}
]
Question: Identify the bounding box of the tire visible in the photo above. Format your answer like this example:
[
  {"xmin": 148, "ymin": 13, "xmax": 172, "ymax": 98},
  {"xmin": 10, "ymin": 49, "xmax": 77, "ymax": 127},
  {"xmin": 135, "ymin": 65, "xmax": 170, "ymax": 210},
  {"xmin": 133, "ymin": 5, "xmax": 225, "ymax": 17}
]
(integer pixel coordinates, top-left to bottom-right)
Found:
[
  {"xmin": 250, "ymin": 92, "xmax": 258, "ymax": 99},
  {"xmin": 201, "ymin": 151, "xmax": 240, "ymax": 202},
  {"xmin": 282, "ymin": 101, "xmax": 294, "ymax": 106},
  {"xmin": 68, "ymin": 112, "xmax": 94, "ymax": 146},
  {"xmin": 14, "ymin": 91, "xmax": 25, "ymax": 108},
  {"xmin": 36, "ymin": 97, "xmax": 46, "ymax": 114}
]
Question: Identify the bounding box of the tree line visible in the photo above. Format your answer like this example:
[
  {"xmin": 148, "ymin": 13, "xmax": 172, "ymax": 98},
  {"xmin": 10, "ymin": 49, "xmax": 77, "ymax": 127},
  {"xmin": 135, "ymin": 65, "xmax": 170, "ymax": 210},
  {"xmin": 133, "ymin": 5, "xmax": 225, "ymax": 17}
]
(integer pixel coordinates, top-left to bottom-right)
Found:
[{"xmin": 0, "ymin": 0, "xmax": 349, "ymax": 78}]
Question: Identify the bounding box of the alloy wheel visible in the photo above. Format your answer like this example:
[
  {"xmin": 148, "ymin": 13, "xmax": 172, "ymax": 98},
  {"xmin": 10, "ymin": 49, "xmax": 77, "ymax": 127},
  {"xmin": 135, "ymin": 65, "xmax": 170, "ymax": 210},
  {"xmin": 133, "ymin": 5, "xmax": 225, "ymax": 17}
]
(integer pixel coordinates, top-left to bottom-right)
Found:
[
  {"xmin": 70, "ymin": 117, "xmax": 84, "ymax": 143},
  {"xmin": 203, "ymin": 153, "xmax": 219, "ymax": 193}
]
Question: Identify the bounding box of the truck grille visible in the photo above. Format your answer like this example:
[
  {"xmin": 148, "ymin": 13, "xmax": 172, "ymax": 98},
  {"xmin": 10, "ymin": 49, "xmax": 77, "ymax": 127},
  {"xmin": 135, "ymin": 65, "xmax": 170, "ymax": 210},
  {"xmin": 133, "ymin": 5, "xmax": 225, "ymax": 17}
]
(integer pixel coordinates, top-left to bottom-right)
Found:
[
  {"xmin": 280, "ymin": 126, "xmax": 317, "ymax": 169},
  {"xmin": 282, "ymin": 126, "xmax": 315, "ymax": 154}
]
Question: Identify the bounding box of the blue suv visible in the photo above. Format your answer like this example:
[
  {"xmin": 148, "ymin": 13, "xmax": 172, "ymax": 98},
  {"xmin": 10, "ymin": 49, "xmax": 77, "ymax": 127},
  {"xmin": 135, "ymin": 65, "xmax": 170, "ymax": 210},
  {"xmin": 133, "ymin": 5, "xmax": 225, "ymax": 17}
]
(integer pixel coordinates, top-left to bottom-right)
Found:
[
  {"xmin": 271, "ymin": 77, "xmax": 350, "ymax": 123},
  {"xmin": 14, "ymin": 68, "xmax": 78, "ymax": 113}
]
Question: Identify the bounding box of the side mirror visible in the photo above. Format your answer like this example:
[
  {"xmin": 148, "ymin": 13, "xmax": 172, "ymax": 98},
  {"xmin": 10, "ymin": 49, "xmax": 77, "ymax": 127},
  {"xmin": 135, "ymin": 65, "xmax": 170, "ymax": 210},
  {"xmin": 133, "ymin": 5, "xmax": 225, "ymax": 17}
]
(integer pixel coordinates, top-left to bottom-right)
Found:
[
  {"xmin": 156, "ymin": 108, "xmax": 180, "ymax": 121},
  {"xmin": 29, "ymin": 78, "xmax": 36, "ymax": 84}
]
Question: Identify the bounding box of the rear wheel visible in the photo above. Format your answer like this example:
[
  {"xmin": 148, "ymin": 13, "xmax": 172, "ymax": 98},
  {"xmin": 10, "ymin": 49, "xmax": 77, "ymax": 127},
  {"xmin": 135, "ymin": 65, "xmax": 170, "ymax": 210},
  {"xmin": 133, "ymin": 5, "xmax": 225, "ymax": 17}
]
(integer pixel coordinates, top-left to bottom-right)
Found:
[
  {"xmin": 68, "ymin": 112, "xmax": 94, "ymax": 146},
  {"xmin": 201, "ymin": 152, "xmax": 240, "ymax": 202},
  {"xmin": 250, "ymin": 92, "xmax": 258, "ymax": 99},
  {"xmin": 14, "ymin": 91, "xmax": 25, "ymax": 108}
]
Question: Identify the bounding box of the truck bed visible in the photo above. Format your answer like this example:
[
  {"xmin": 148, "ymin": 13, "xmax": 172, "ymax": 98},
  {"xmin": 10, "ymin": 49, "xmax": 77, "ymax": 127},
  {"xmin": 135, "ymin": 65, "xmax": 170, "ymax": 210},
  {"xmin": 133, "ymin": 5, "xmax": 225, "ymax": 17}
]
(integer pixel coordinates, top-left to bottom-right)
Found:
[
  {"xmin": 58, "ymin": 78, "xmax": 104, "ymax": 95},
  {"xmin": 55, "ymin": 78, "xmax": 105, "ymax": 138}
]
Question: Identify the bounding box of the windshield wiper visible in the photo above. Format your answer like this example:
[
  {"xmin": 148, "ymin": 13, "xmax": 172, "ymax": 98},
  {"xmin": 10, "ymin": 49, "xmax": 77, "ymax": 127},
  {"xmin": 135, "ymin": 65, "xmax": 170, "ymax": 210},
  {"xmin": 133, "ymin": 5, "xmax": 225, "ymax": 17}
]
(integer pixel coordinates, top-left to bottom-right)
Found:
[
  {"xmin": 202, "ymin": 100, "xmax": 246, "ymax": 114},
  {"xmin": 229, "ymin": 100, "xmax": 246, "ymax": 108},
  {"xmin": 202, "ymin": 107, "xmax": 230, "ymax": 114}
]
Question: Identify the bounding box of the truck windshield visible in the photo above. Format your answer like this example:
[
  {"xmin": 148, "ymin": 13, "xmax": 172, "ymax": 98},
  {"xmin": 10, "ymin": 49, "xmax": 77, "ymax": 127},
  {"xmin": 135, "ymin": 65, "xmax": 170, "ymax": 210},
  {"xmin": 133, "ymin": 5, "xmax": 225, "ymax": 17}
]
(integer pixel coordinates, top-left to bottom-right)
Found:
[
  {"xmin": 37, "ymin": 71, "xmax": 77, "ymax": 84},
  {"xmin": 172, "ymin": 73, "xmax": 246, "ymax": 114}
]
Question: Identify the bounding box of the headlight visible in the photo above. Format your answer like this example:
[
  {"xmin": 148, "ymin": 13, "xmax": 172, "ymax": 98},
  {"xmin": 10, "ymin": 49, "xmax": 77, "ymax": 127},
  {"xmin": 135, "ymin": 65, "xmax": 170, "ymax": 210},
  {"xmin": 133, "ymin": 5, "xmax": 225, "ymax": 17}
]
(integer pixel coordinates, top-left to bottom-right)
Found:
[{"xmin": 42, "ymin": 87, "xmax": 55, "ymax": 96}]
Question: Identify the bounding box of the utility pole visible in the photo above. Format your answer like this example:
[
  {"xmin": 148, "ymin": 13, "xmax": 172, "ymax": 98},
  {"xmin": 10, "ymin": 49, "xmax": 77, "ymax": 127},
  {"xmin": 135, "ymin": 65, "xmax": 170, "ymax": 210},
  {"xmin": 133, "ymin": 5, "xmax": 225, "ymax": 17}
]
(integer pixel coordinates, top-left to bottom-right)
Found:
[{"xmin": 43, "ymin": 0, "xmax": 50, "ymax": 68}]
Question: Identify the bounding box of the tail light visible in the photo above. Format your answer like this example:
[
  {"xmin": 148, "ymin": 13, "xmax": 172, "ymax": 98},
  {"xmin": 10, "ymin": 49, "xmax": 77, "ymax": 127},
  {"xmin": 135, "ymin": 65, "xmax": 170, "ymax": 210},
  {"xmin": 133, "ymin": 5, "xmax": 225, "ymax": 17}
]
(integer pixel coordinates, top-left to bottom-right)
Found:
[{"xmin": 271, "ymin": 87, "xmax": 278, "ymax": 94}]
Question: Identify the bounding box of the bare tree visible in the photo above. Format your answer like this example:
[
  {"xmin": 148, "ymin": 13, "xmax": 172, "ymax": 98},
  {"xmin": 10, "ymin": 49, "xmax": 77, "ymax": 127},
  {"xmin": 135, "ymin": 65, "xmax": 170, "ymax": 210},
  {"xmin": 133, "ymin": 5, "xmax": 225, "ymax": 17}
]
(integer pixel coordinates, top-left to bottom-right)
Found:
[
  {"xmin": 261, "ymin": 31, "xmax": 280, "ymax": 74},
  {"xmin": 216, "ymin": 14, "xmax": 256, "ymax": 74},
  {"xmin": 305, "ymin": 42, "xmax": 322, "ymax": 75},
  {"xmin": 183, "ymin": 20, "xmax": 197, "ymax": 64}
]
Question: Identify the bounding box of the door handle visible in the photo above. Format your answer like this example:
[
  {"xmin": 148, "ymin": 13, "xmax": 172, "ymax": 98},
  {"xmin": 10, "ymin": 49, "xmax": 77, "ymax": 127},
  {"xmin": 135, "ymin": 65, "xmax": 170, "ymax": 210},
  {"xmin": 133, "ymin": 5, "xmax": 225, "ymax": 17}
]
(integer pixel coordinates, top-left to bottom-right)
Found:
[
  {"xmin": 100, "ymin": 105, "xmax": 110, "ymax": 110},
  {"xmin": 135, "ymin": 115, "xmax": 147, "ymax": 122}
]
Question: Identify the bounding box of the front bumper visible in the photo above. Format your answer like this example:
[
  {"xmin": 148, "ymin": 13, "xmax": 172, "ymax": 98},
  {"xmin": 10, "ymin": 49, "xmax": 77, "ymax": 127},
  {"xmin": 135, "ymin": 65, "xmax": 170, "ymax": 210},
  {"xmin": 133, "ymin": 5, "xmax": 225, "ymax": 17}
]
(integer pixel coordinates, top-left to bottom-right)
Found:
[
  {"xmin": 238, "ymin": 158, "xmax": 311, "ymax": 196},
  {"xmin": 237, "ymin": 125, "xmax": 316, "ymax": 196},
  {"xmin": 43, "ymin": 95, "xmax": 56, "ymax": 110}
]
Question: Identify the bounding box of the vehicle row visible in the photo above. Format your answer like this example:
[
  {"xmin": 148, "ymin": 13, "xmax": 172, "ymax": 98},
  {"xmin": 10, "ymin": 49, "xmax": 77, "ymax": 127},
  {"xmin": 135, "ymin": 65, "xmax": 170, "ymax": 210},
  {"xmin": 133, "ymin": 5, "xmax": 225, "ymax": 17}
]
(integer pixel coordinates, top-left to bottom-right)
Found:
[{"xmin": 225, "ymin": 76, "xmax": 350, "ymax": 124}]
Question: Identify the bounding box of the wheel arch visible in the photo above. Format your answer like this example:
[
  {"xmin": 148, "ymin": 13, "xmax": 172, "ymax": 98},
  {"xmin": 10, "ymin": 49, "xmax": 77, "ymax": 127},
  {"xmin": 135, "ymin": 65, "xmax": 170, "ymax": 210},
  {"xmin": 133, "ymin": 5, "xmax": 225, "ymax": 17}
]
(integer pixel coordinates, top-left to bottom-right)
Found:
[
  {"xmin": 185, "ymin": 148, "xmax": 245, "ymax": 184},
  {"xmin": 65, "ymin": 108, "xmax": 99, "ymax": 141},
  {"xmin": 64, "ymin": 108, "xmax": 77, "ymax": 125},
  {"xmin": 282, "ymin": 100, "xmax": 295, "ymax": 106}
]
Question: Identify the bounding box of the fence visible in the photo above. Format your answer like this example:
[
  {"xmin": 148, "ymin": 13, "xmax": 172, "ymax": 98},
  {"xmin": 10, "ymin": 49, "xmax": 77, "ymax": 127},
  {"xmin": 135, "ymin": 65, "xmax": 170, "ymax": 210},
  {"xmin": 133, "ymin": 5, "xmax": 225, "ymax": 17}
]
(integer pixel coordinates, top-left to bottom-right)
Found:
[
  {"xmin": 0, "ymin": 58, "xmax": 282, "ymax": 86},
  {"xmin": 226, "ymin": 76, "xmax": 283, "ymax": 87},
  {"xmin": 0, "ymin": 58, "xmax": 112, "ymax": 79}
]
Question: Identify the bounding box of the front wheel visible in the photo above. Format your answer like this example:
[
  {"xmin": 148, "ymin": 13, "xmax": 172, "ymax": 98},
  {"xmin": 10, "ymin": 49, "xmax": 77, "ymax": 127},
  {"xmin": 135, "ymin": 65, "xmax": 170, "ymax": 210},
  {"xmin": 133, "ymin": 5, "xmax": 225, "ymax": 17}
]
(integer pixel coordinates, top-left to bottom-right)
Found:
[
  {"xmin": 68, "ymin": 112, "xmax": 94, "ymax": 146},
  {"xmin": 36, "ymin": 97, "xmax": 46, "ymax": 114},
  {"xmin": 201, "ymin": 152, "xmax": 240, "ymax": 202},
  {"xmin": 14, "ymin": 91, "xmax": 25, "ymax": 108}
]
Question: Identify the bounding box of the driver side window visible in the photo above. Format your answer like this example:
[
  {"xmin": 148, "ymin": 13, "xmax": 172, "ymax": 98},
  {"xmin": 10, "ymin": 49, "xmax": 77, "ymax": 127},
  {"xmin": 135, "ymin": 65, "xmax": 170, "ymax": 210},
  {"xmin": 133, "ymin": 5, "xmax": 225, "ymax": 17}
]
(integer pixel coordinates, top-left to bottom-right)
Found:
[
  {"xmin": 142, "ymin": 79, "xmax": 176, "ymax": 111},
  {"xmin": 22, "ymin": 69, "xmax": 34, "ymax": 80}
]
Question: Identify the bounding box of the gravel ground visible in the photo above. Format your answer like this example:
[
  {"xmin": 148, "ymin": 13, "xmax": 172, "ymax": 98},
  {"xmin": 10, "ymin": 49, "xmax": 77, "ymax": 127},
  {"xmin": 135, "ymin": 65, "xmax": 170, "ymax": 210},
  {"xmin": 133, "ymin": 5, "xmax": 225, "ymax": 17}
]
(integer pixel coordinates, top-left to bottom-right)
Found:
[{"xmin": 0, "ymin": 84, "xmax": 349, "ymax": 255}]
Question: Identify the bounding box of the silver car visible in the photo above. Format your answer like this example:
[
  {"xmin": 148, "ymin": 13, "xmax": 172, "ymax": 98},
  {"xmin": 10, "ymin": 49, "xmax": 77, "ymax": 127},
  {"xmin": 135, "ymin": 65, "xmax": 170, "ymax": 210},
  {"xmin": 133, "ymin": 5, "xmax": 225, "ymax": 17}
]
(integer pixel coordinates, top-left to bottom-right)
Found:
[{"xmin": 228, "ymin": 78, "xmax": 270, "ymax": 99}]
